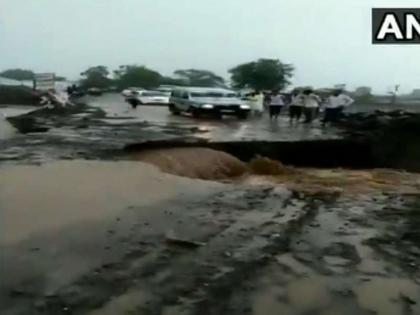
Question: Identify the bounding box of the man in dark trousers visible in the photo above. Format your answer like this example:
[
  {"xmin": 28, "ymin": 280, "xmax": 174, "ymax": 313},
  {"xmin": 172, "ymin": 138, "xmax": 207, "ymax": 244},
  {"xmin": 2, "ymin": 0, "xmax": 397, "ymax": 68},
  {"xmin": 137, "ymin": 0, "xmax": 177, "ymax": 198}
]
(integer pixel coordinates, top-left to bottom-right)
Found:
[
  {"xmin": 302, "ymin": 89, "xmax": 321, "ymax": 123},
  {"xmin": 323, "ymin": 89, "xmax": 354, "ymax": 126},
  {"xmin": 269, "ymin": 90, "xmax": 285, "ymax": 121}
]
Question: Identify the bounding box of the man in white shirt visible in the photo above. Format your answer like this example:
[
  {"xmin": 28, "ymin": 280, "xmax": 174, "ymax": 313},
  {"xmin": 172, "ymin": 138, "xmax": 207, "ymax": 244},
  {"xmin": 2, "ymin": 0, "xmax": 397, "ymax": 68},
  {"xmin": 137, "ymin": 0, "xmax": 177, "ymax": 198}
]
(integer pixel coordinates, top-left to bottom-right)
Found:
[
  {"xmin": 289, "ymin": 89, "xmax": 304, "ymax": 123},
  {"xmin": 302, "ymin": 89, "xmax": 321, "ymax": 123},
  {"xmin": 269, "ymin": 91, "xmax": 285, "ymax": 120},
  {"xmin": 249, "ymin": 90, "xmax": 264, "ymax": 116},
  {"xmin": 323, "ymin": 90, "xmax": 354, "ymax": 126}
]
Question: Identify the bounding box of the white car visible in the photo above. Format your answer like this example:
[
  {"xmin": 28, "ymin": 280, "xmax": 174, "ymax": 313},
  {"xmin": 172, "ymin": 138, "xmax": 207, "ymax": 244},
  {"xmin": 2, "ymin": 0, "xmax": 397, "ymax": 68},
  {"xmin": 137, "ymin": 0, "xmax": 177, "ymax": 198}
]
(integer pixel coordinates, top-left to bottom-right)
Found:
[
  {"xmin": 121, "ymin": 87, "xmax": 145, "ymax": 97},
  {"xmin": 125, "ymin": 90, "xmax": 170, "ymax": 107},
  {"xmin": 169, "ymin": 87, "xmax": 250, "ymax": 119}
]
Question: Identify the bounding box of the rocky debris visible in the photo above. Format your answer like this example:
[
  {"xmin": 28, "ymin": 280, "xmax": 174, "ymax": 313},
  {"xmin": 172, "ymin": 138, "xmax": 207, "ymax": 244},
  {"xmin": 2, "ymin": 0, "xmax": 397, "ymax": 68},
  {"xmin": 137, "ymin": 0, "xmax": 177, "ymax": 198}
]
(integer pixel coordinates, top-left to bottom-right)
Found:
[
  {"xmin": 6, "ymin": 102, "xmax": 106, "ymax": 134},
  {"xmin": 339, "ymin": 111, "xmax": 420, "ymax": 172},
  {"xmin": 340, "ymin": 110, "xmax": 418, "ymax": 131}
]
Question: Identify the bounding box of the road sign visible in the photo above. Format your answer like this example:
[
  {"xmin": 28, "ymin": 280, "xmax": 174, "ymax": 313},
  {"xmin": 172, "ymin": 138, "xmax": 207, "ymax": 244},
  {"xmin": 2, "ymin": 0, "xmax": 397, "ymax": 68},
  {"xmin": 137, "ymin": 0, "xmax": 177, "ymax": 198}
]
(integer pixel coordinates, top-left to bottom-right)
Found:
[{"xmin": 35, "ymin": 73, "xmax": 55, "ymax": 91}]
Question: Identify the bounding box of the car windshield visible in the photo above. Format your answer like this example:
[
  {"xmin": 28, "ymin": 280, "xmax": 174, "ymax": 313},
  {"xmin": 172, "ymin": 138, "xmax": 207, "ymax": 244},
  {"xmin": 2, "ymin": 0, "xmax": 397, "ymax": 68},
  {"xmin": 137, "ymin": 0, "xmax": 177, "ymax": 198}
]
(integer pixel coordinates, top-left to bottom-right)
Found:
[{"xmin": 190, "ymin": 92, "xmax": 237, "ymax": 98}]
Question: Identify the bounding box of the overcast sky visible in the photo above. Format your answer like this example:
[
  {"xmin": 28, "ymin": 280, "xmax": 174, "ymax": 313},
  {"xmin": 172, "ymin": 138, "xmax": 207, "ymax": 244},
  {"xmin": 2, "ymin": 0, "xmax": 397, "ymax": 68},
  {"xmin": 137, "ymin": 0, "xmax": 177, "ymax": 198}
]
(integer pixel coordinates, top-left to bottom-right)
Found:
[{"xmin": 1, "ymin": 0, "xmax": 419, "ymax": 93}]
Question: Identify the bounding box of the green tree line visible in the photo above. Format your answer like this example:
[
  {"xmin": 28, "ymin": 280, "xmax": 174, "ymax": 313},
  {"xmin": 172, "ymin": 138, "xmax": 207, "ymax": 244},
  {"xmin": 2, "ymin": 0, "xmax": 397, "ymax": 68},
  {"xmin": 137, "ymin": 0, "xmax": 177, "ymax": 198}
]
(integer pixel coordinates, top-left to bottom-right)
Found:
[
  {"xmin": 0, "ymin": 69, "xmax": 66, "ymax": 82},
  {"xmin": 1, "ymin": 58, "xmax": 295, "ymax": 91}
]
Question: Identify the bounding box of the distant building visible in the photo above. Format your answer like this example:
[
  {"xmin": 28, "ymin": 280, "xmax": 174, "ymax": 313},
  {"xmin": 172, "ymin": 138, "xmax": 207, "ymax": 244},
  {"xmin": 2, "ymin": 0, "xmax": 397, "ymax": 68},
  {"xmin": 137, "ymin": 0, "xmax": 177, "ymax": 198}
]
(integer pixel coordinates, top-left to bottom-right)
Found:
[{"xmin": 354, "ymin": 86, "xmax": 372, "ymax": 96}]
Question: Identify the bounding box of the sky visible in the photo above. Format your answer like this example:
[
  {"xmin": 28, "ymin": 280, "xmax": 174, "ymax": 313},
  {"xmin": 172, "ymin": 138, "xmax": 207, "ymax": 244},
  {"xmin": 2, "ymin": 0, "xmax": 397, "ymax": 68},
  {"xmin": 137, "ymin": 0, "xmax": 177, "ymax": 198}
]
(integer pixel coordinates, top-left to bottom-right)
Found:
[{"xmin": 1, "ymin": 0, "xmax": 419, "ymax": 93}]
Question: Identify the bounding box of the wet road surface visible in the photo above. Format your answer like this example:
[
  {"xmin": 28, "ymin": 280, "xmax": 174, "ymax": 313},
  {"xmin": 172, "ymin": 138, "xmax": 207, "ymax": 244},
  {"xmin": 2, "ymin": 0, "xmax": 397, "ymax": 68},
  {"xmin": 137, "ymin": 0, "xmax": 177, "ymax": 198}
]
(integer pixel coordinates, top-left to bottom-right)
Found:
[
  {"xmin": 0, "ymin": 95, "xmax": 341, "ymax": 165},
  {"xmin": 86, "ymin": 93, "xmax": 341, "ymax": 142},
  {"xmin": 1, "ymin": 99, "xmax": 420, "ymax": 315}
]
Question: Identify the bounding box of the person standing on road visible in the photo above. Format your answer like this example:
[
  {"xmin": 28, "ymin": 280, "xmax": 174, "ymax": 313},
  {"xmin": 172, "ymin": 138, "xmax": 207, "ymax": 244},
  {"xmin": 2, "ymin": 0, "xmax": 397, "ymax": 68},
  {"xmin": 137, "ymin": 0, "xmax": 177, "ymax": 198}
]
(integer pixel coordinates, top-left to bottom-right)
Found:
[
  {"xmin": 249, "ymin": 90, "xmax": 264, "ymax": 117},
  {"xmin": 323, "ymin": 89, "xmax": 354, "ymax": 126},
  {"xmin": 263, "ymin": 92, "xmax": 271, "ymax": 109},
  {"xmin": 302, "ymin": 89, "xmax": 321, "ymax": 124},
  {"xmin": 269, "ymin": 91, "xmax": 285, "ymax": 120},
  {"xmin": 289, "ymin": 90, "xmax": 304, "ymax": 124}
]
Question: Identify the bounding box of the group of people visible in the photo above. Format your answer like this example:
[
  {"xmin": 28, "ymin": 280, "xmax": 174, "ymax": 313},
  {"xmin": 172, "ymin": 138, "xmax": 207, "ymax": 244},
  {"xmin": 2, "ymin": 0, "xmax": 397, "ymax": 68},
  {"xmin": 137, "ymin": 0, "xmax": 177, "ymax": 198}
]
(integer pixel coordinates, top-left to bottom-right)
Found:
[{"xmin": 246, "ymin": 89, "xmax": 354, "ymax": 126}]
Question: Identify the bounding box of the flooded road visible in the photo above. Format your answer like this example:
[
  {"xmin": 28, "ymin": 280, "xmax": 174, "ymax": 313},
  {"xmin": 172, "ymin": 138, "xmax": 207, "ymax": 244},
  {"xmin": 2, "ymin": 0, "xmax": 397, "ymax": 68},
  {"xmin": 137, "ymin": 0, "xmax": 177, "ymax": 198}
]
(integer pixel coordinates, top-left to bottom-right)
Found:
[
  {"xmin": 86, "ymin": 93, "xmax": 341, "ymax": 142},
  {"xmin": 0, "ymin": 160, "xmax": 223, "ymax": 245},
  {"xmin": 1, "ymin": 158, "xmax": 419, "ymax": 314},
  {"xmin": 0, "ymin": 160, "xmax": 225, "ymax": 313},
  {"xmin": 0, "ymin": 95, "xmax": 342, "ymax": 165},
  {"xmin": 1, "ymin": 99, "xmax": 420, "ymax": 315}
]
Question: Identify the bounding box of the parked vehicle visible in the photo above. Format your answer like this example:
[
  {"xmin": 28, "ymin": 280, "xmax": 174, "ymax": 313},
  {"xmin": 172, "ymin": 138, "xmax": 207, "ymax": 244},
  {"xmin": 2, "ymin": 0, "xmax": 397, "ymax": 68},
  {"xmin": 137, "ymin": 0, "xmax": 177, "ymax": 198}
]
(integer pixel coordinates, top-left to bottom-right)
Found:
[
  {"xmin": 87, "ymin": 88, "xmax": 103, "ymax": 96},
  {"xmin": 169, "ymin": 87, "xmax": 250, "ymax": 119},
  {"xmin": 121, "ymin": 87, "xmax": 145, "ymax": 97},
  {"xmin": 156, "ymin": 85, "xmax": 180, "ymax": 94},
  {"xmin": 125, "ymin": 90, "xmax": 170, "ymax": 107}
]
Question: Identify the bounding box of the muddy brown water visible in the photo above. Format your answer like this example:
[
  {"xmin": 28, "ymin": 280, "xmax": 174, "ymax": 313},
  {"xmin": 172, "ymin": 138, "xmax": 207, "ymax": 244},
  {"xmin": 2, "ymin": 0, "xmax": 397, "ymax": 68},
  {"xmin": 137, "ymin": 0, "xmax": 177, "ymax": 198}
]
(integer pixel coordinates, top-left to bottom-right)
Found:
[
  {"xmin": 1, "ymin": 158, "xmax": 420, "ymax": 314},
  {"xmin": 0, "ymin": 160, "xmax": 222, "ymax": 245},
  {"xmin": 2, "ymin": 101, "xmax": 420, "ymax": 315}
]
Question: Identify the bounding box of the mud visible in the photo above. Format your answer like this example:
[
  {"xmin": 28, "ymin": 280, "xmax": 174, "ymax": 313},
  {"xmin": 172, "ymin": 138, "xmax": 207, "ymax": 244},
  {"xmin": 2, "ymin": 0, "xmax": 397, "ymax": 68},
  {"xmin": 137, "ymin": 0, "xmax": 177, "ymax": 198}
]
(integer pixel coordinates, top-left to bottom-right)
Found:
[
  {"xmin": 340, "ymin": 111, "xmax": 420, "ymax": 172},
  {"xmin": 1, "ymin": 157, "xmax": 420, "ymax": 314},
  {"xmin": 130, "ymin": 147, "xmax": 247, "ymax": 180},
  {"xmin": 1, "ymin": 96, "xmax": 420, "ymax": 315},
  {"xmin": 243, "ymin": 166, "xmax": 420, "ymax": 196}
]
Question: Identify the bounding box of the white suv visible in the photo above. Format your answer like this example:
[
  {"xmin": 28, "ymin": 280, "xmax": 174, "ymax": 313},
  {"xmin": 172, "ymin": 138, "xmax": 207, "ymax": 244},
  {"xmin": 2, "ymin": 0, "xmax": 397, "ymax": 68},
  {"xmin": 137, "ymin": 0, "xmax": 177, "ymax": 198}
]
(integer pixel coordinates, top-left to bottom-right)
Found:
[{"xmin": 169, "ymin": 87, "xmax": 250, "ymax": 119}]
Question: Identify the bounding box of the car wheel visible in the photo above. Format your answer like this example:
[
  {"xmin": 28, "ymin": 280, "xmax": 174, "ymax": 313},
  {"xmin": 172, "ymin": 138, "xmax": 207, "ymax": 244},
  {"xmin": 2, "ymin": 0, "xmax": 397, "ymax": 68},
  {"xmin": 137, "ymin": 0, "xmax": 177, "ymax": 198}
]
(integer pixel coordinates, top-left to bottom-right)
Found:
[
  {"xmin": 214, "ymin": 111, "xmax": 223, "ymax": 119},
  {"xmin": 169, "ymin": 104, "xmax": 181, "ymax": 115},
  {"xmin": 191, "ymin": 108, "xmax": 202, "ymax": 118},
  {"xmin": 237, "ymin": 111, "xmax": 249, "ymax": 120}
]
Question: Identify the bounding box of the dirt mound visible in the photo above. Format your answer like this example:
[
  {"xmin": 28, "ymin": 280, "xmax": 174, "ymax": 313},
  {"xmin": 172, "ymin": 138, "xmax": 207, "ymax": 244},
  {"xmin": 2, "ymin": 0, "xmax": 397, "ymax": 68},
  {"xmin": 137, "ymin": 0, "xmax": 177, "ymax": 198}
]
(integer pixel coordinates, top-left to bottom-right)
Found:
[
  {"xmin": 341, "ymin": 112, "xmax": 420, "ymax": 172},
  {"xmin": 249, "ymin": 156, "xmax": 298, "ymax": 175},
  {"xmin": 130, "ymin": 147, "xmax": 247, "ymax": 180}
]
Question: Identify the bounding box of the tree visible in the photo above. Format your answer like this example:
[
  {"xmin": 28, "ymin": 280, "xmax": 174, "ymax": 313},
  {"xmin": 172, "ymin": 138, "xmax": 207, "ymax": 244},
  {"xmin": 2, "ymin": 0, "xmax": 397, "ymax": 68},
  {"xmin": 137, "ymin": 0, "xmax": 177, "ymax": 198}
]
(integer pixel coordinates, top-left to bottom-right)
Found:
[
  {"xmin": 80, "ymin": 66, "xmax": 111, "ymax": 88},
  {"xmin": 354, "ymin": 86, "xmax": 372, "ymax": 96},
  {"xmin": 0, "ymin": 69, "xmax": 34, "ymax": 81},
  {"xmin": 115, "ymin": 65, "xmax": 162, "ymax": 89},
  {"xmin": 173, "ymin": 69, "xmax": 225, "ymax": 87},
  {"xmin": 160, "ymin": 76, "xmax": 185, "ymax": 86},
  {"xmin": 229, "ymin": 59, "xmax": 294, "ymax": 91}
]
